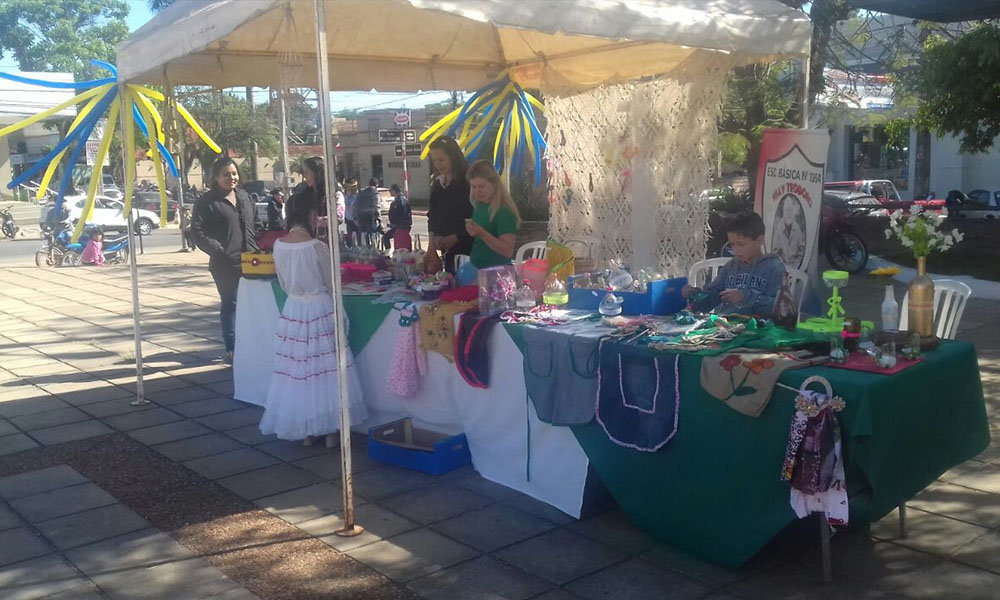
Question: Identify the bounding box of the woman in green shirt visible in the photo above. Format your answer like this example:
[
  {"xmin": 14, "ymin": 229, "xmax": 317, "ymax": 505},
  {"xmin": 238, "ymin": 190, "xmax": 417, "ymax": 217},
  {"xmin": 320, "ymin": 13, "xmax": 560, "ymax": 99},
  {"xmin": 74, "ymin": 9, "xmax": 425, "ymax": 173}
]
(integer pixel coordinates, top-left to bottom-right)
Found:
[{"xmin": 464, "ymin": 160, "xmax": 521, "ymax": 268}]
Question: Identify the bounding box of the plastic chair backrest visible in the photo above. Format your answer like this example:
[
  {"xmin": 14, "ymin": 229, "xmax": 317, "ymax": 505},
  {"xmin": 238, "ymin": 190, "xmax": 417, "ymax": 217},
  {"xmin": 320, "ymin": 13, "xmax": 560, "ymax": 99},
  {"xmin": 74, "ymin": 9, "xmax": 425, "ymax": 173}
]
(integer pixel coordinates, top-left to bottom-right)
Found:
[
  {"xmin": 687, "ymin": 258, "xmax": 731, "ymax": 289},
  {"xmin": 898, "ymin": 279, "xmax": 972, "ymax": 340},
  {"xmin": 786, "ymin": 267, "xmax": 809, "ymax": 315},
  {"xmin": 515, "ymin": 241, "xmax": 548, "ymax": 266}
]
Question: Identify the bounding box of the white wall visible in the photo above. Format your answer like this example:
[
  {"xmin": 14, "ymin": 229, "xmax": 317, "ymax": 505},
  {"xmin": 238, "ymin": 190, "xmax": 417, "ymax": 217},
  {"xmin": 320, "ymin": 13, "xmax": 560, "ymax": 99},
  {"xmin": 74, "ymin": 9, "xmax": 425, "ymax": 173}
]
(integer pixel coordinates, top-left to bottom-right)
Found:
[{"xmin": 0, "ymin": 140, "xmax": 10, "ymax": 203}]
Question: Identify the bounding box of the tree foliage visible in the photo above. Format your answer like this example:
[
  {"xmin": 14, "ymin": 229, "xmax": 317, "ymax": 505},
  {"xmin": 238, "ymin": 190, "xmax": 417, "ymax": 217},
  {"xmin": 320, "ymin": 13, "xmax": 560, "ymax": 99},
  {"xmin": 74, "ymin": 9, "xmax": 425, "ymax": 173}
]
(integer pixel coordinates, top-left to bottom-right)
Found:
[
  {"xmin": 148, "ymin": 0, "xmax": 175, "ymax": 12},
  {"xmin": 175, "ymin": 89, "xmax": 280, "ymax": 184},
  {"xmin": 908, "ymin": 23, "xmax": 1000, "ymax": 153},
  {"xmin": 0, "ymin": 0, "xmax": 129, "ymax": 81}
]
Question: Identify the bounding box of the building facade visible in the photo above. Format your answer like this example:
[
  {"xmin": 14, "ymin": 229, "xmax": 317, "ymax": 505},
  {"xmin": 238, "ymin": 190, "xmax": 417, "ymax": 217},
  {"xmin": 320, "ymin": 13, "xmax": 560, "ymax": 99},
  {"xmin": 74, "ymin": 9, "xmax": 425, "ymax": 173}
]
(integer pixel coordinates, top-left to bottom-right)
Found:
[{"xmin": 333, "ymin": 108, "xmax": 448, "ymax": 201}]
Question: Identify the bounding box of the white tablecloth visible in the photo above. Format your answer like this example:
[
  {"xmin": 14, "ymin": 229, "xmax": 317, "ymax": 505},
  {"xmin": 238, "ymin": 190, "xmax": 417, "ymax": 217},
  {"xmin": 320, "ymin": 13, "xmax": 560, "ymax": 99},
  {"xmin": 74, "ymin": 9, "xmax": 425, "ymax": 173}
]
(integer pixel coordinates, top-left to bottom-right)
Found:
[{"xmin": 234, "ymin": 278, "xmax": 590, "ymax": 517}]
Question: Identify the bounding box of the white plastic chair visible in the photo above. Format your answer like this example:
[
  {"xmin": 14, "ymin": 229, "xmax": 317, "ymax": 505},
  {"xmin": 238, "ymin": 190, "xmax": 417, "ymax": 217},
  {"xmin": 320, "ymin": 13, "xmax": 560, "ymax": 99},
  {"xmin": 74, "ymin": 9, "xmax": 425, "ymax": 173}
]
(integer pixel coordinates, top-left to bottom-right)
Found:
[
  {"xmin": 515, "ymin": 241, "xmax": 548, "ymax": 266},
  {"xmin": 786, "ymin": 267, "xmax": 810, "ymax": 315},
  {"xmin": 898, "ymin": 279, "xmax": 972, "ymax": 340},
  {"xmin": 687, "ymin": 258, "xmax": 731, "ymax": 289}
]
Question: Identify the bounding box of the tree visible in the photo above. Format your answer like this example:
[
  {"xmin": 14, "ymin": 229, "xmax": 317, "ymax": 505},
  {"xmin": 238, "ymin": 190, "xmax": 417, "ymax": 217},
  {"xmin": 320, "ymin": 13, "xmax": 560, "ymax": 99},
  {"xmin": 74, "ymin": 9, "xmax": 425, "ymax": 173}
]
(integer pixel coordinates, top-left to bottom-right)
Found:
[
  {"xmin": 0, "ymin": 0, "xmax": 129, "ymax": 81},
  {"xmin": 174, "ymin": 88, "xmax": 280, "ymax": 185},
  {"xmin": 906, "ymin": 23, "xmax": 1000, "ymax": 153},
  {"xmin": 148, "ymin": 0, "xmax": 175, "ymax": 11}
]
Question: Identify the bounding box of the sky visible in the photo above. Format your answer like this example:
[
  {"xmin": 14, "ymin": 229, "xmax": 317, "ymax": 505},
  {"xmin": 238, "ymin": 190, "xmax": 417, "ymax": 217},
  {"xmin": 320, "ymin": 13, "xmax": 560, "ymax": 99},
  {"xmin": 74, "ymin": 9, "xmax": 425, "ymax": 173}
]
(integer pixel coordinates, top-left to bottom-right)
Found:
[
  {"xmin": 0, "ymin": 1, "xmax": 454, "ymax": 112},
  {"xmin": 124, "ymin": 0, "xmax": 454, "ymax": 113}
]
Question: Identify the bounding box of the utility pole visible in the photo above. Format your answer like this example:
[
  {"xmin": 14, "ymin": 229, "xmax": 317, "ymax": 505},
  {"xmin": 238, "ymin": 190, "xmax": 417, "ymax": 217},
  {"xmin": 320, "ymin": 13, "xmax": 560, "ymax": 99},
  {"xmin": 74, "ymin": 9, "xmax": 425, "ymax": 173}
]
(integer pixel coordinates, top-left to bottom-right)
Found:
[{"xmin": 246, "ymin": 86, "xmax": 259, "ymax": 181}]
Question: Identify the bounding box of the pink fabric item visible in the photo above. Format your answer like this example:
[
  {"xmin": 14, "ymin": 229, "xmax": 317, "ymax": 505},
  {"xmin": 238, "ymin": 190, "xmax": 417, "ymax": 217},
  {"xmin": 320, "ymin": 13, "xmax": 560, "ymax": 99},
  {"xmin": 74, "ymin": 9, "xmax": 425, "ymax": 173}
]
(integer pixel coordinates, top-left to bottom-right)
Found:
[
  {"xmin": 81, "ymin": 240, "xmax": 104, "ymax": 265},
  {"xmin": 386, "ymin": 322, "xmax": 422, "ymax": 398},
  {"xmin": 826, "ymin": 351, "xmax": 923, "ymax": 375}
]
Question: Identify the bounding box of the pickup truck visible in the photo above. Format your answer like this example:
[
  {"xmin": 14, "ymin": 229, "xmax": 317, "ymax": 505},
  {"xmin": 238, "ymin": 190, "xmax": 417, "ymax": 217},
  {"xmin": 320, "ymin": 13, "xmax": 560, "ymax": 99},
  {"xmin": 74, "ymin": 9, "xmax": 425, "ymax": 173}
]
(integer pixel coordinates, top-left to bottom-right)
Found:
[{"xmin": 824, "ymin": 180, "xmax": 946, "ymax": 210}]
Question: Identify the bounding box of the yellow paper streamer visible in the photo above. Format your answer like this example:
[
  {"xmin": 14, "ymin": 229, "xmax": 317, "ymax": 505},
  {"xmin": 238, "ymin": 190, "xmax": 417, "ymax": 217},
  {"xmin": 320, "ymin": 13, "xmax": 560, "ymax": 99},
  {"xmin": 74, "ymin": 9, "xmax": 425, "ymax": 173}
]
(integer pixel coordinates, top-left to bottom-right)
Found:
[
  {"xmin": 133, "ymin": 90, "xmax": 168, "ymax": 228},
  {"xmin": 0, "ymin": 84, "xmax": 110, "ymax": 138},
  {"xmin": 37, "ymin": 92, "xmax": 106, "ymax": 200},
  {"xmin": 134, "ymin": 91, "xmax": 165, "ymax": 145},
  {"xmin": 71, "ymin": 102, "xmax": 120, "ymax": 243},
  {"xmin": 123, "ymin": 91, "xmax": 137, "ymax": 216},
  {"xmin": 175, "ymin": 101, "xmax": 221, "ymax": 153}
]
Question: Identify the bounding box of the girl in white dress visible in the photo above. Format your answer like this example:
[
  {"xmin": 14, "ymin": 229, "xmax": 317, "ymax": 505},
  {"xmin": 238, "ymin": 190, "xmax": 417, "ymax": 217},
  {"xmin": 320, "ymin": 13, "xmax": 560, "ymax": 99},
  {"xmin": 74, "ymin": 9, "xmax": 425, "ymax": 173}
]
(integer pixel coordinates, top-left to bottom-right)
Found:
[{"xmin": 260, "ymin": 194, "xmax": 368, "ymax": 447}]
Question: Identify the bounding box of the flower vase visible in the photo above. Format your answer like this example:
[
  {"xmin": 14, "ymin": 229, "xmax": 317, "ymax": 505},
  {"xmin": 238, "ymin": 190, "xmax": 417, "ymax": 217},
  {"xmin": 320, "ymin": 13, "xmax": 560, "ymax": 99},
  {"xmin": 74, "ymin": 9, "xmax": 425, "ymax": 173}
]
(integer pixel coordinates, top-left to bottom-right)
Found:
[{"xmin": 907, "ymin": 257, "xmax": 935, "ymax": 337}]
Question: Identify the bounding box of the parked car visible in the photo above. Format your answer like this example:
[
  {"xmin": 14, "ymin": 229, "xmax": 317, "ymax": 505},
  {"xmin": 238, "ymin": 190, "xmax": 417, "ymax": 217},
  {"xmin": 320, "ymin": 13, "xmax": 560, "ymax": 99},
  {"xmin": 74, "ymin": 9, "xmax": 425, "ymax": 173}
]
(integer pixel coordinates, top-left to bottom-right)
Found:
[
  {"xmin": 41, "ymin": 195, "xmax": 160, "ymax": 235},
  {"xmin": 823, "ymin": 179, "xmax": 945, "ymax": 209},
  {"xmin": 134, "ymin": 191, "xmax": 179, "ymax": 221}
]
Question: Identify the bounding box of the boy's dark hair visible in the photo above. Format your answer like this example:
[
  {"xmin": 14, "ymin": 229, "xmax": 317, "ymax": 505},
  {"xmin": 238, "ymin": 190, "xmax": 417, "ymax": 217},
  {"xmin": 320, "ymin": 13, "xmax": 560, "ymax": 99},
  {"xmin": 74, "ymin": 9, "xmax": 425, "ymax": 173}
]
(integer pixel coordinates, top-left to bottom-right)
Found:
[{"xmin": 727, "ymin": 211, "xmax": 766, "ymax": 240}]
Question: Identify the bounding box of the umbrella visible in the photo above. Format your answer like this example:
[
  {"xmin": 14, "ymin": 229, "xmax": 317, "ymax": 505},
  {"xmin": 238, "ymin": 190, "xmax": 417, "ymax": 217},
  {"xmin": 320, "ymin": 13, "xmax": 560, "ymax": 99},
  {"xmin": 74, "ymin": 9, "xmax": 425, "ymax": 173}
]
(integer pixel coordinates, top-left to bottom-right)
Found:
[{"xmin": 117, "ymin": 0, "xmax": 811, "ymax": 535}]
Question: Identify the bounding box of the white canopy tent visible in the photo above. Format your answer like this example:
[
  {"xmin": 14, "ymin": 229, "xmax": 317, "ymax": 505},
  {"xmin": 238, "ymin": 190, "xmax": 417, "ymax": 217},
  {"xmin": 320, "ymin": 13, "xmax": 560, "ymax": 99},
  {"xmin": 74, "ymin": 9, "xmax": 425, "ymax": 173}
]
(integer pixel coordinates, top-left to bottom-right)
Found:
[
  {"xmin": 117, "ymin": 0, "xmax": 811, "ymax": 534},
  {"xmin": 119, "ymin": 0, "xmax": 810, "ymax": 92}
]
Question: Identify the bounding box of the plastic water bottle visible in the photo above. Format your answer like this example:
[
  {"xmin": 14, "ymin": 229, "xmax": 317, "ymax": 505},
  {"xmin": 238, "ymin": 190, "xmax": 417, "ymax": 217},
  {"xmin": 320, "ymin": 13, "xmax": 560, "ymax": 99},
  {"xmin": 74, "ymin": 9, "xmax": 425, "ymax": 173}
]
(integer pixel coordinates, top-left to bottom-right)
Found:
[{"xmin": 881, "ymin": 285, "xmax": 899, "ymax": 331}]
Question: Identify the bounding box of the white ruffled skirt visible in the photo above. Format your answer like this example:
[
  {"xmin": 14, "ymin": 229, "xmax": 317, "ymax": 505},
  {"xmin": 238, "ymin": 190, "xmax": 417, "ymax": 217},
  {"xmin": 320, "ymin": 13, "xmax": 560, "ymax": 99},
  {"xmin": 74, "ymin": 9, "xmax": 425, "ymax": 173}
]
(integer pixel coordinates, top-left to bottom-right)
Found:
[{"xmin": 259, "ymin": 294, "xmax": 368, "ymax": 440}]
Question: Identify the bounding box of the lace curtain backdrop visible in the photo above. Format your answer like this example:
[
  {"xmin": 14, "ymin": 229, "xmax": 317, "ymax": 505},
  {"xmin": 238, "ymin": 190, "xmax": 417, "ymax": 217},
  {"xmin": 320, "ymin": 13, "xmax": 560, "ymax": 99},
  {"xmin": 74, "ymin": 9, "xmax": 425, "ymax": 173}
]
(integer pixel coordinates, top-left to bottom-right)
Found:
[{"xmin": 546, "ymin": 53, "xmax": 733, "ymax": 277}]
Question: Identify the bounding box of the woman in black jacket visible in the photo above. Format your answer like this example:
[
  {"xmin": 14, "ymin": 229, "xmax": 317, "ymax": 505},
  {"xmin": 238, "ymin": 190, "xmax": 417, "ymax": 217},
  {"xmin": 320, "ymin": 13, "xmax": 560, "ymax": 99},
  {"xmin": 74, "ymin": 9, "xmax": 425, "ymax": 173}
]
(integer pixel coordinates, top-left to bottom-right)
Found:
[
  {"xmin": 191, "ymin": 157, "xmax": 259, "ymax": 362},
  {"xmin": 424, "ymin": 136, "xmax": 472, "ymax": 273}
]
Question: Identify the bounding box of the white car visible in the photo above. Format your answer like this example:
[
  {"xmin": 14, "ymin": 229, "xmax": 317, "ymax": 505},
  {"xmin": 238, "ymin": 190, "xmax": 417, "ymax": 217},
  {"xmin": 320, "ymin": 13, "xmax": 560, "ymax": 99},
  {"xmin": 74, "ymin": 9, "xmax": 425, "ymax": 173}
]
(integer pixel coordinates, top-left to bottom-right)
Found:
[{"xmin": 42, "ymin": 195, "xmax": 160, "ymax": 235}]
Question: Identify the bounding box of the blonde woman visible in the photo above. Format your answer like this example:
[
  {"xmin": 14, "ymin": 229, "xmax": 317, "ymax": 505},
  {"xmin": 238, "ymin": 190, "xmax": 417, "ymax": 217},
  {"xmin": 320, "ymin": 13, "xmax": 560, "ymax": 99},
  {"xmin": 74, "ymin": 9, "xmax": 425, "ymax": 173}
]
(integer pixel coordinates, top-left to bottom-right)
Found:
[{"xmin": 464, "ymin": 159, "xmax": 521, "ymax": 268}]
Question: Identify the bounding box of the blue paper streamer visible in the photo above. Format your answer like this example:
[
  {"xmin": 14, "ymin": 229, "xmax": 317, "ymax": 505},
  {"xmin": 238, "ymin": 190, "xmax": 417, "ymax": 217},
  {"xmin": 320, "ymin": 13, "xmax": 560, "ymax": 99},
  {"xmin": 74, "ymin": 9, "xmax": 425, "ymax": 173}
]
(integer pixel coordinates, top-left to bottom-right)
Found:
[{"xmin": 0, "ymin": 71, "xmax": 115, "ymax": 90}]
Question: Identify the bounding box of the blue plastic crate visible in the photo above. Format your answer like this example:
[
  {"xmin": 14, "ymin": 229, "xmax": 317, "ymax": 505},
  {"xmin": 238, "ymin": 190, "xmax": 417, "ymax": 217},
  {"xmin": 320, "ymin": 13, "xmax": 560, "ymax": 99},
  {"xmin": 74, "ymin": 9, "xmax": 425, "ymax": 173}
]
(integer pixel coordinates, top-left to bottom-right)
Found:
[
  {"xmin": 568, "ymin": 275, "xmax": 688, "ymax": 315},
  {"xmin": 367, "ymin": 418, "xmax": 471, "ymax": 475}
]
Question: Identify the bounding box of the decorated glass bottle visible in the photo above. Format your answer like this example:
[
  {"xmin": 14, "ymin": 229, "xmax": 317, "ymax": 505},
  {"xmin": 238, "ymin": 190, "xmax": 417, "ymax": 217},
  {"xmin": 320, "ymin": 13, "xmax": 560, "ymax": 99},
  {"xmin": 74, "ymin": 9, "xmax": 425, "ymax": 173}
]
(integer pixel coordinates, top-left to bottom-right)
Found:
[{"xmin": 772, "ymin": 271, "xmax": 799, "ymax": 330}]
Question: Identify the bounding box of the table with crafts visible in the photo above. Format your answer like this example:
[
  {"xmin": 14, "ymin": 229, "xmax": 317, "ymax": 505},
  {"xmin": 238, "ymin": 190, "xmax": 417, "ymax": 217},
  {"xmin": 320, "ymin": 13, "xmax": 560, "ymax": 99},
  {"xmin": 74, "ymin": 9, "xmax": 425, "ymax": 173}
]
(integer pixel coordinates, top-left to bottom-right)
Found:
[{"xmin": 234, "ymin": 278, "xmax": 989, "ymax": 567}]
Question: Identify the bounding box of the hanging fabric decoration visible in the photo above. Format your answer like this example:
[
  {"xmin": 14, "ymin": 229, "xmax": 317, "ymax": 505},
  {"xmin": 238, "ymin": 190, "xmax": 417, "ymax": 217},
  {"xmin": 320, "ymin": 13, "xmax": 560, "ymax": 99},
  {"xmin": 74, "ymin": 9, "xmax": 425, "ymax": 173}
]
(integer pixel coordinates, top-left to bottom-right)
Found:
[
  {"xmin": 419, "ymin": 72, "xmax": 546, "ymax": 184},
  {"xmin": 0, "ymin": 59, "xmax": 221, "ymax": 241}
]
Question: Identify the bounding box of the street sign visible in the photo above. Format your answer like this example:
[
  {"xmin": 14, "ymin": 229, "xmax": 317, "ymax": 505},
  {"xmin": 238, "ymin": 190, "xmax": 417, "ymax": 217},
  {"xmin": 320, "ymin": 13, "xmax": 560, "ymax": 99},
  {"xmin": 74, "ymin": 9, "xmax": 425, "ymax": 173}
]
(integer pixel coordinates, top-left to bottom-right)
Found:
[
  {"xmin": 378, "ymin": 129, "xmax": 417, "ymax": 143},
  {"xmin": 85, "ymin": 140, "xmax": 109, "ymax": 166},
  {"xmin": 394, "ymin": 110, "xmax": 411, "ymax": 128},
  {"xmin": 394, "ymin": 143, "xmax": 422, "ymax": 157}
]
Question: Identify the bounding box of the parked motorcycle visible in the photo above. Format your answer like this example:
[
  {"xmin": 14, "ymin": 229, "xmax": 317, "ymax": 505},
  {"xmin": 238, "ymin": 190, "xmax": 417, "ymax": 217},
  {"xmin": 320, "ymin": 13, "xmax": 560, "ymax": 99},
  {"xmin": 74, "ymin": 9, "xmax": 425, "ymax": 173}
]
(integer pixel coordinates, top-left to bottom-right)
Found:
[
  {"xmin": 1, "ymin": 206, "xmax": 18, "ymax": 239},
  {"xmin": 820, "ymin": 195, "xmax": 869, "ymax": 274},
  {"xmin": 35, "ymin": 229, "xmax": 129, "ymax": 268}
]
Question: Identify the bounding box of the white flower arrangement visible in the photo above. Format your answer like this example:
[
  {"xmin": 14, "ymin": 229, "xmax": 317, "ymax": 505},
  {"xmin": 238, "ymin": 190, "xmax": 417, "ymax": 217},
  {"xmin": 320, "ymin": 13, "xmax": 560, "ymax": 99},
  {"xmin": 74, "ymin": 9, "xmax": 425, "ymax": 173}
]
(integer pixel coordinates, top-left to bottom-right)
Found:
[{"xmin": 884, "ymin": 207, "xmax": 964, "ymax": 259}]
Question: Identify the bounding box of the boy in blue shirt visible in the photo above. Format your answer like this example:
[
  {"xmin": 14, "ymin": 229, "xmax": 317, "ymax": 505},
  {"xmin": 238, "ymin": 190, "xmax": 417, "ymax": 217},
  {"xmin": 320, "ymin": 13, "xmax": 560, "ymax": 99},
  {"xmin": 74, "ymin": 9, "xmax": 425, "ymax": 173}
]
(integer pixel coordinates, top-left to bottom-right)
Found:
[{"xmin": 682, "ymin": 211, "xmax": 786, "ymax": 316}]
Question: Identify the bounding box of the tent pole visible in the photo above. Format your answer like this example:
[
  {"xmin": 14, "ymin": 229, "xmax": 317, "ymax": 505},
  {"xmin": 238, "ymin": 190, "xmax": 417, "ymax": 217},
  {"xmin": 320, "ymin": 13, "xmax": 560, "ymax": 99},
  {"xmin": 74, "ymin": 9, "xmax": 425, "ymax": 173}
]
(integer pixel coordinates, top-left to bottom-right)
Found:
[
  {"xmin": 800, "ymin": 55, "xmax": 811, "ymax": 129},
  {"xmin": 313, "ymin": 0, "xmax": 362, "ymax": 537},
  {"xmin": 119, "ymin": 85, "xmax": 149, "ymax": 407},
  {"xmin": 279, "ymin": 89, "xmax": 292, "ymax": 193}
]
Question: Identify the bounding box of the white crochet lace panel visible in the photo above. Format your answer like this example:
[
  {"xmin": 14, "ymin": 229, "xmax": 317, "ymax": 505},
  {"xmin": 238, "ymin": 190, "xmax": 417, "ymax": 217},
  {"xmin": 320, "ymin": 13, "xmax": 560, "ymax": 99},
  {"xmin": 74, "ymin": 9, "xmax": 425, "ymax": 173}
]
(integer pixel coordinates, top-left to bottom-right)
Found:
[{"xmin": 546, "ymin": 54, "xmax": 732, "ymax": 277}]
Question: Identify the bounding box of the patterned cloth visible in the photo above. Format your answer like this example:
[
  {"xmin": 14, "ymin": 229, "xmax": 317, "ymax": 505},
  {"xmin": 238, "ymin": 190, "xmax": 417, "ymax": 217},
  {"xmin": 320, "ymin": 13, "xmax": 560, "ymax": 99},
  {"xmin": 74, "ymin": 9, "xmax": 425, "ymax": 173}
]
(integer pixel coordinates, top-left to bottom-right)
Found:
[
  {"xmin": 781, "ymin": 390, "xmax": 849, "ymax": 526},
  {"xmin": 386, "ymin": 304, "xmax": 426, "ymax": 398},
  {"xmin": 700, "ymin": 350, "xmax": 827, "ymax": 417},
  {"xmin": 418, "ymin": 300, "xmax": 478, "ymax": 363}
]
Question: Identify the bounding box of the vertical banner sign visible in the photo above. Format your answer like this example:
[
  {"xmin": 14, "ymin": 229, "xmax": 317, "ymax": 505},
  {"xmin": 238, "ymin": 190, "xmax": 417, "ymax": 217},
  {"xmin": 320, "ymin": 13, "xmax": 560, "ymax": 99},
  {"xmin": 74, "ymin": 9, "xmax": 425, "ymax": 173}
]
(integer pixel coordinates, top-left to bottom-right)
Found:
[{"xmin": 754, "ymin": 129, "xmax": 830, "ymax": 272}]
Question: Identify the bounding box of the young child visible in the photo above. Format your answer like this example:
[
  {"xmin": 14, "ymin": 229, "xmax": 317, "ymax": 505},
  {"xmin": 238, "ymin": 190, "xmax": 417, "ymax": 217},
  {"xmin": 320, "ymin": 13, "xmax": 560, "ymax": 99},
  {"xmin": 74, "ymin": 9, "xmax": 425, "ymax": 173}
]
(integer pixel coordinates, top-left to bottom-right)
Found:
[
  {"xmin": 386, "ymin": 183, "xmax": 412, "ymax": 250},
  {"xmin": 682, "ymin": 211, "xmax": 785, "ymax": 316},
  {"xmin": 80, "ymin": 227, "xmax": 105, "ymax": 266},
  {"xmin": 259, "ymin": 193, "xmax": 368, "ymax": 447}
]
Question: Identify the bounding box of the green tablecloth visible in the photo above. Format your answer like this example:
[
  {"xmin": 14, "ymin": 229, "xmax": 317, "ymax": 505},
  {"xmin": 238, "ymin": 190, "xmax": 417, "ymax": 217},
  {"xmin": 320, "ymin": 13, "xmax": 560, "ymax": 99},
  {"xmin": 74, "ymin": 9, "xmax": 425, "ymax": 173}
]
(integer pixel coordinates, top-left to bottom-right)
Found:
[
  {"xmin": 507, "ymin": 322, "xmax": 989, "ymax": 567},
  {"xmin": 342, "ymin": 295, "xmax": 393, "ymax": 355},
  {"xmin": 267, "ymin": 279, "xmax": 390, "ymax": 355}
]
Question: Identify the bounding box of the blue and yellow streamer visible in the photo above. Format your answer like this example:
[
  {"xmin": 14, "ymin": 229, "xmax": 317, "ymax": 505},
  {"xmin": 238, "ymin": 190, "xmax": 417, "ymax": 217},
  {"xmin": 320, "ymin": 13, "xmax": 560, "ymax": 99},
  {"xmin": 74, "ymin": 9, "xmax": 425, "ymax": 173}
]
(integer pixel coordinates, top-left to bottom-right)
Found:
[
  {"xmin": 0, "ymin": 59, "xmax": 220, "ymax": 241},
  {"xmin": 419, "ymin": 73, "xmax": 546, "ymax": 184}
]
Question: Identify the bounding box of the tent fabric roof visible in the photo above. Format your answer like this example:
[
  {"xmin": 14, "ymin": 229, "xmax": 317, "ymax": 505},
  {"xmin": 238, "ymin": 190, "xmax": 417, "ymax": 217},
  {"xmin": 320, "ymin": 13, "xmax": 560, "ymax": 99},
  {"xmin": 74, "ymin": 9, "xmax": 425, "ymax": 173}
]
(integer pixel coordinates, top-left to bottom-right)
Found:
[
  {"xmin": 850, "ymin": 0, "xmax": 1000, "ymax": 22},
  {"xmin": 117, "ymin": 0, "xmax": 811, "ymax": 92}
]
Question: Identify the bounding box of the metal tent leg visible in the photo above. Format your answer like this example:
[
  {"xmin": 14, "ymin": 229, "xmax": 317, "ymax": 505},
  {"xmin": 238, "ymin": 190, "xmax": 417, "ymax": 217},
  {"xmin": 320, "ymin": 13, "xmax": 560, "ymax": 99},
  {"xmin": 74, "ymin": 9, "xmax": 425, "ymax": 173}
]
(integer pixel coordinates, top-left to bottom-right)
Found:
[{"xmin": 898, "ymin": 504, "xmax": 908, "ymax": 539}]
